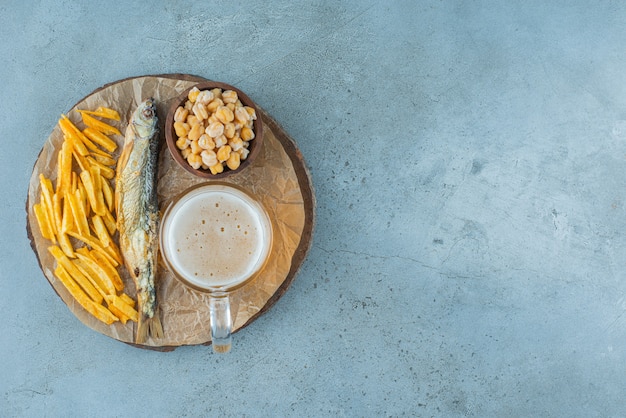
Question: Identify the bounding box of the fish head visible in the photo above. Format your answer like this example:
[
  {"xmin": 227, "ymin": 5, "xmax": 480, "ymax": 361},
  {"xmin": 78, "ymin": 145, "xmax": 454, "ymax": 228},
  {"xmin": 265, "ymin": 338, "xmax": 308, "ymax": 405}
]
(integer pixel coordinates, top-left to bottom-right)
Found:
[{"xmin": 131, "ymin": 98, "xmax": 158, "ymax": 139}]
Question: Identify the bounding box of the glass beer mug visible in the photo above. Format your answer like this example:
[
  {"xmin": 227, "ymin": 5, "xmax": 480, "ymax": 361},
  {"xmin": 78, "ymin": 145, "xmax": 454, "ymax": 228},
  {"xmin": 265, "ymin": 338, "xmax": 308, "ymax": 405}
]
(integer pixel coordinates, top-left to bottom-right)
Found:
[{"xmin": 159, "ymin": 183, "xmax": 273, "ymax": 353}]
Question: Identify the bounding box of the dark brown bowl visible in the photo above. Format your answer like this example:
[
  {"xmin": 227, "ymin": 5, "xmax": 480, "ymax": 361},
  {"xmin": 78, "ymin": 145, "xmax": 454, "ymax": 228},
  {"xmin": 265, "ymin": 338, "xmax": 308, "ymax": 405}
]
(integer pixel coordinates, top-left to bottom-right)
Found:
[{"xmin": 165, "ymin": 81, "xmax": 264, "ymax": 179}]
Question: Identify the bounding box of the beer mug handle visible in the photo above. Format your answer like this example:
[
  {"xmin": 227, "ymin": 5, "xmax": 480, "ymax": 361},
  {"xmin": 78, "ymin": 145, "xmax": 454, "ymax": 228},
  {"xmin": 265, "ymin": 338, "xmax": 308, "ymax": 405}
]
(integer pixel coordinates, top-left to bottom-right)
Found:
[{"xmin": 209, "ymin": 292, "xmax": 232, "ymax": 353}]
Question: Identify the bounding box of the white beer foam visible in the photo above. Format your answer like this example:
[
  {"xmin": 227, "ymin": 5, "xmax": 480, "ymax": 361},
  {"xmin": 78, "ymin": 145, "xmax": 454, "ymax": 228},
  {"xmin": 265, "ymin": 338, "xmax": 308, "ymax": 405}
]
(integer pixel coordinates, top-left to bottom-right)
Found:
[{"xmin": 161, "ymin": 184, "xmax": 271, "ymax": 290}]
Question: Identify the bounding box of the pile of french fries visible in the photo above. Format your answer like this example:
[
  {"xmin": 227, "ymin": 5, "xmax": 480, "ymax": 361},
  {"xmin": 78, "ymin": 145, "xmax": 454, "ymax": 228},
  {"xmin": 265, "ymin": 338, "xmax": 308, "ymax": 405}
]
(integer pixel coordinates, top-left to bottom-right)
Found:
[{"xmin": 33, "ymin": 106, "xmax": 138, "ymax": 325}]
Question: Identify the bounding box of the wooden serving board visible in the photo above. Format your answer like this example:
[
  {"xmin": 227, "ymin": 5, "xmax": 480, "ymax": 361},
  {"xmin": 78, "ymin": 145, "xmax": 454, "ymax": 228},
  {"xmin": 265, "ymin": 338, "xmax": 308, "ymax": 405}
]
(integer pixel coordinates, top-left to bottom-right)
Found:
[{"xmin": 26, "ymin": 74, "xmax": 315, "ymax": 351}]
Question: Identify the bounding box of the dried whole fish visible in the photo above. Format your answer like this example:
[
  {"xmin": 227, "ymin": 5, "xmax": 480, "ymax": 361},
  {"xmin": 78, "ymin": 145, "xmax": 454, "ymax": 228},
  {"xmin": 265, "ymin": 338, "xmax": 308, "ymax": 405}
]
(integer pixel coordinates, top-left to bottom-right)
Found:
[{"xmin": 116, "ymin": 98, "xmax": 163, "ymax": 343}]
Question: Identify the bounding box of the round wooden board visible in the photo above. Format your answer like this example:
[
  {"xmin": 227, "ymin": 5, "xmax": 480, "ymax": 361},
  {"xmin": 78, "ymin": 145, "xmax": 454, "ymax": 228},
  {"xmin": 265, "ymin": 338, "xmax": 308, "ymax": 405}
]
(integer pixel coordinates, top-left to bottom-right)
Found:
[{"xmin": 26, "ymin": 74, "xmax": 315, "ymax": 351}]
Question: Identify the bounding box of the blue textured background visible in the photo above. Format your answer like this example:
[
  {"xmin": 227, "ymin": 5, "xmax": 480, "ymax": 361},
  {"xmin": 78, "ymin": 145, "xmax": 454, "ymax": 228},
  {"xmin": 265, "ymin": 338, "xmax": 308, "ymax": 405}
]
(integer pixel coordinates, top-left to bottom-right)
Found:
[{"xmin": 3, "ymin": 1, "xmax": 626, "ymax": 416}]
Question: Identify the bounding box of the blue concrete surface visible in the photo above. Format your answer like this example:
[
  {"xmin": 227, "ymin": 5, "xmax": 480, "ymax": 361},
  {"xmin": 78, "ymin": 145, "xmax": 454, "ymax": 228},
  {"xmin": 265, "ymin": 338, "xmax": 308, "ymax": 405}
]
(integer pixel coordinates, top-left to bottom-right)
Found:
[{"xmin": 3, "ymin": 1, "xmax": 626, "ymax": 416}]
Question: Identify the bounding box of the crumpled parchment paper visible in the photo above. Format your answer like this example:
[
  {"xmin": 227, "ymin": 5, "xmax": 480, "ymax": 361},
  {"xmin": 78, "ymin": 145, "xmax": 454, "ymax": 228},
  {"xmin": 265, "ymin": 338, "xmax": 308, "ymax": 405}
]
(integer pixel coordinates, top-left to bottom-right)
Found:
[{"xmin": 26, "ymin": 75, "xmax": 307, "ymax": 348}]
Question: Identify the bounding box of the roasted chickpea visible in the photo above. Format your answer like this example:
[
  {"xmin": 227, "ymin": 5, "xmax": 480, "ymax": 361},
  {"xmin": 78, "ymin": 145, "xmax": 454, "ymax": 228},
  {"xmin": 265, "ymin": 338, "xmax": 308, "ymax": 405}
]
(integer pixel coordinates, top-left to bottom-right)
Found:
[{"xmin": 173, "ymin": 87, "xmax": 257, "ymax": 174}]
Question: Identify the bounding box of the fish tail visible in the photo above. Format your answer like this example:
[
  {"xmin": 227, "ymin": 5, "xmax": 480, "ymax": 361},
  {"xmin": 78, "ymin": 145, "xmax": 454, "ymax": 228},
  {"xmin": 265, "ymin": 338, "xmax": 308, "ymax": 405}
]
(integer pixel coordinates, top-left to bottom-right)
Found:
[{"xmin": 135, "ymin": 311, "xmax": 163, "ymax": 344}]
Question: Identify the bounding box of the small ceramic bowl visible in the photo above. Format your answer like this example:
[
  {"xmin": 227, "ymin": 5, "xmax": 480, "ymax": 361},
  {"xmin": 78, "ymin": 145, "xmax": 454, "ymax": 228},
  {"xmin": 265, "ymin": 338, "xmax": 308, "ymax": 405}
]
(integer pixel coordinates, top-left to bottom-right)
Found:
[{"xmin": 165, "ymin": 81, "xmax": 264, "ymax": 179}]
